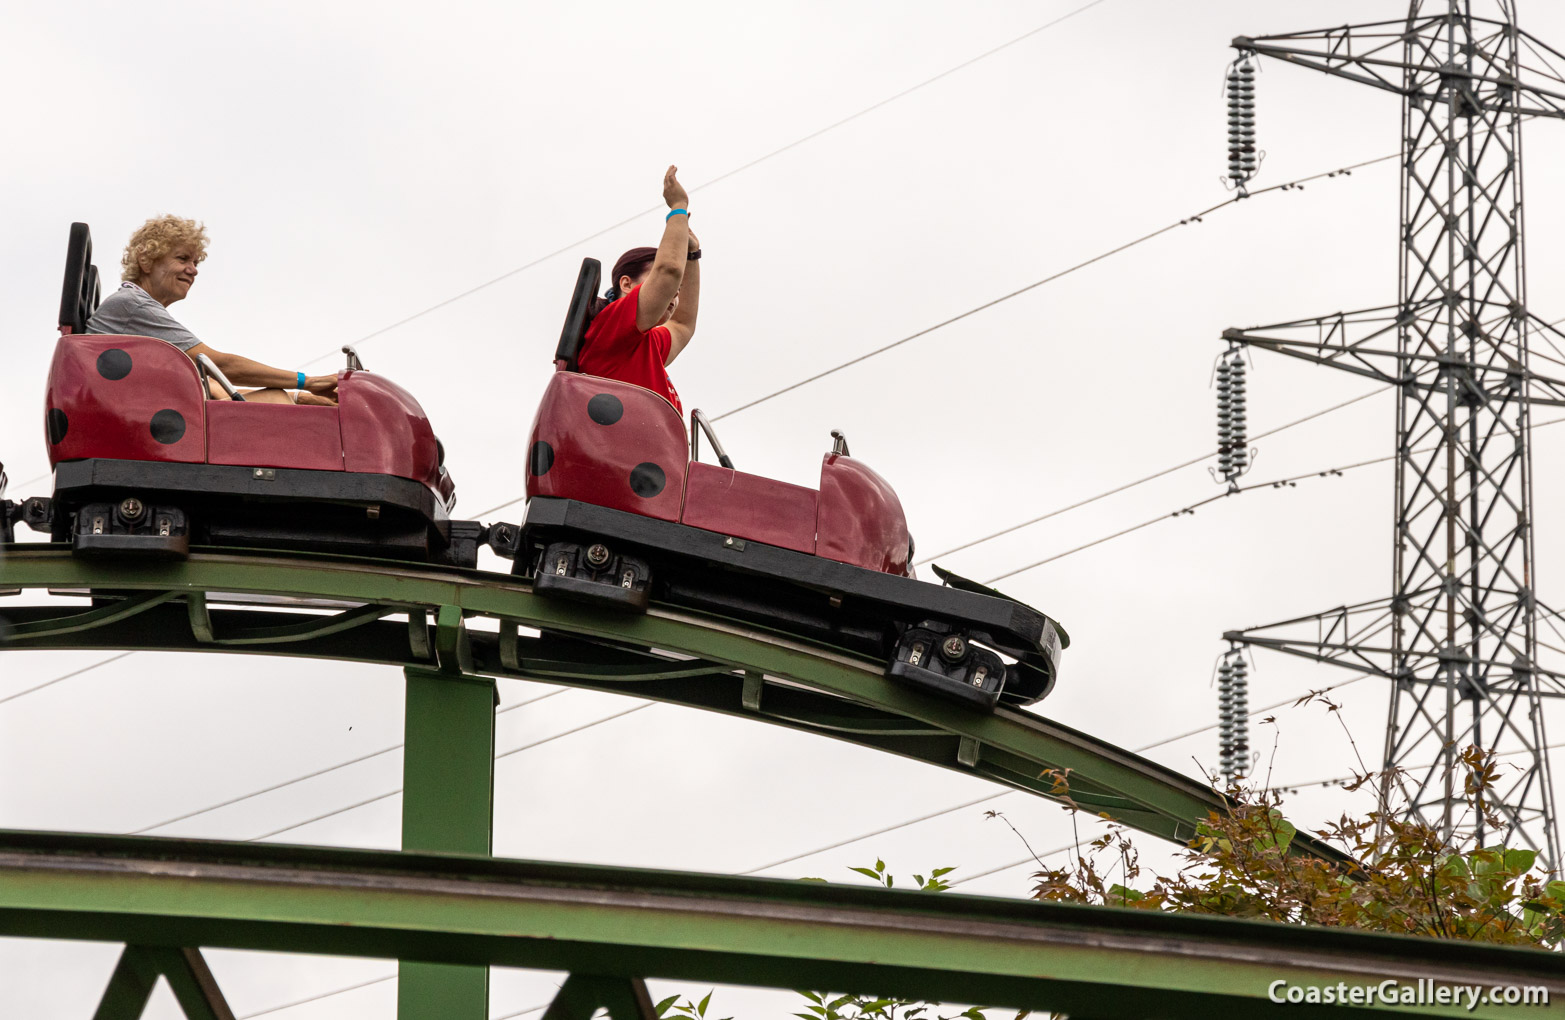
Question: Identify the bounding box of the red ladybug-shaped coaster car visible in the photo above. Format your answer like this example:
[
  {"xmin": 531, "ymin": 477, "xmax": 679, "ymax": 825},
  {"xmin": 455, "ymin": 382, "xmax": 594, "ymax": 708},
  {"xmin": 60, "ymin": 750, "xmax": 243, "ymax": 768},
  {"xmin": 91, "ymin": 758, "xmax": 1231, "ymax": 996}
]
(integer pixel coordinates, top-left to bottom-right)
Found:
[
  {"xmin": 504, "ymin": 258, "xmax": 1067, "ymax": 709},
  {"xmin": 25, "ymin": 223, "xmax": 476, "ymax": 567}
]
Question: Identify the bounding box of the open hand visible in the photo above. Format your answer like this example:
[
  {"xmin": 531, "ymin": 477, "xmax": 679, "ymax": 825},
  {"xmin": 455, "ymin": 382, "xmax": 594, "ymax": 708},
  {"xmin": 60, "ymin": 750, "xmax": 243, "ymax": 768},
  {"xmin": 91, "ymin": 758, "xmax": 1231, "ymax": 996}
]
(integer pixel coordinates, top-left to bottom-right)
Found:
[{"xmin": 663, "ymin": 165, "xmax": 689, "ymax": 210}]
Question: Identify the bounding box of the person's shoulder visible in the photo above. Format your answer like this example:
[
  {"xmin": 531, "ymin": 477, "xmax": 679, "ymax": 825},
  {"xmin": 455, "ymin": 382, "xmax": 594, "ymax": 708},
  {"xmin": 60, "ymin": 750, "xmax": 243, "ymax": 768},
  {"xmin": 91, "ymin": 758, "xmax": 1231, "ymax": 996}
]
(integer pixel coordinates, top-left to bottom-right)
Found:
[
  {"xmin": 609, "ymin": 286, "xmax": 643, "ymax": 318},
  {"xmin": 87, "ymin": 283, "xmax": 140, "ymax": 327},
  {"xmin": 588, "ymin": 288, "xmax": 640, "ymax": 333},
  {"xmin": 99, "ymin": 282, "xmax": 155, "ymax": 309}
]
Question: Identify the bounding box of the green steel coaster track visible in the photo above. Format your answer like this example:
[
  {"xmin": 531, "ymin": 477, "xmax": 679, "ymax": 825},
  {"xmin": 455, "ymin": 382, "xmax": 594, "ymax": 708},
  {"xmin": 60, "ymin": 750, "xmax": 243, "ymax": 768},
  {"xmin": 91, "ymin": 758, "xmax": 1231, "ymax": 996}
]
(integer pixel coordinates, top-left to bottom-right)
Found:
[{"xmin": 1, "ymin": 545, "xmax": 1560, "ymax": 1019}]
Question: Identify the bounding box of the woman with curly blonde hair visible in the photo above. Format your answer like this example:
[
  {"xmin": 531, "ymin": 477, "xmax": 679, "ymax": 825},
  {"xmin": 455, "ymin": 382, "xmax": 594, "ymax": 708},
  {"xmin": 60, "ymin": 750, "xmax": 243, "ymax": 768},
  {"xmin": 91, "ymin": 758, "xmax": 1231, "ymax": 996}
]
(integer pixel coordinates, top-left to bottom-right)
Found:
[{"xmin": 88, "ymin": 215, "xmax": 337, "ymax": 405}]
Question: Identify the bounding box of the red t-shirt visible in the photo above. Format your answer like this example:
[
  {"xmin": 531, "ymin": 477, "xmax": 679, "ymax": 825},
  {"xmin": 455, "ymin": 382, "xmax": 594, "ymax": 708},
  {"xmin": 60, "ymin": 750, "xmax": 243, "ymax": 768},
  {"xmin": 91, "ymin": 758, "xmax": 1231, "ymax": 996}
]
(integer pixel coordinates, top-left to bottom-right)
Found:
[{"xmin": 577, "ymin": 284, "xmax": 682, "ymax": 415}]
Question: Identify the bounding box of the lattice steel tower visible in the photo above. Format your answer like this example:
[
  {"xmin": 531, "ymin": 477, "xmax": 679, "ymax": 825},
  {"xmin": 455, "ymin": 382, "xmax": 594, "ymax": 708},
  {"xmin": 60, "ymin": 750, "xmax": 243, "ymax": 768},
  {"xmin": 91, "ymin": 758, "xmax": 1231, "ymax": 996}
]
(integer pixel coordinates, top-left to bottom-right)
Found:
[{"xmin": 1221, "ymin": 2, "xmax": 1565, "ymax": 867}]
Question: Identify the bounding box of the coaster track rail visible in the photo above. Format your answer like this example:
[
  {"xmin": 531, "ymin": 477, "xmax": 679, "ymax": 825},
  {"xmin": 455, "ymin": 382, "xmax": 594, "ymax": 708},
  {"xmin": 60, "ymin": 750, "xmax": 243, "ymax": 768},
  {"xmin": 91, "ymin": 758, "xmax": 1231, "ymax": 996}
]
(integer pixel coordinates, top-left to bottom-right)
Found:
[{"xmin": 0, "ymin": 546, "xmax": 1344, "ymax": 862}]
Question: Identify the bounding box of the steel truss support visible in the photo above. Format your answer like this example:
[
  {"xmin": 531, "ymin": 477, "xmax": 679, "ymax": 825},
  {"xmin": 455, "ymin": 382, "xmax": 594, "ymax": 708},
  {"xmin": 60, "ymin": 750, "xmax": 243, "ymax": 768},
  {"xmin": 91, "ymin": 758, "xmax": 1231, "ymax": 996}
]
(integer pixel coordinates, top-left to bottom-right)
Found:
[
  {"xmin": 1222, "ymin": 1, "xmax": 1565, "ymax": 867},
  {"xmin": 2, "ymin": 831, "xmax": 1559, "ymax": 1019},
  {"xmin": 92, "ymin": 946, "xmax": 234, "ymax": 1020},
  {"xmin": 542, "ymin": 975, "xmax": 657, "ymax": 1020}
]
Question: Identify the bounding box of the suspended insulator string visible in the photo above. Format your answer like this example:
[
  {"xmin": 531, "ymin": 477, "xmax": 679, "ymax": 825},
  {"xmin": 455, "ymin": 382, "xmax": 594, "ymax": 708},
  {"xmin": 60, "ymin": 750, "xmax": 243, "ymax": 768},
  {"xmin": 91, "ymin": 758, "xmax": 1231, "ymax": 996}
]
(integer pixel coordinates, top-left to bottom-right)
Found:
[
  {"xmin": 1225, "ymin": 54, "xmax": 1259, "ymax": 191},
  {"xmin": 1217, "ymin": 649, "xmax": 1250, "ymax": 783},
  {"xmin": 293, "ymin": 0, "xmax": 1113, "ymax": 372},
  {"xmin": 1217, "ymin": 658, "xmax": 1236, "ymax": 779},
  {"xmin": 1215, "ymin": 346, "xmax": 1250, "ymax": 485},
  {"xmin": 1233, "ymin": 657, "xmax": 1250, "ymax": 773}
]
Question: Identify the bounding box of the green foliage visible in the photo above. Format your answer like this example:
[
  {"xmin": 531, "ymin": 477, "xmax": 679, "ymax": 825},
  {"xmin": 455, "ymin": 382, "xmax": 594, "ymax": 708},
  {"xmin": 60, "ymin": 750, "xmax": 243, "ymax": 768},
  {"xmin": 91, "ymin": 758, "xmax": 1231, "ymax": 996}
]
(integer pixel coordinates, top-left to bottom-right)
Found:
[
  {"xmin": 792, "ymin": 863, "xmax": 999, "ymax": 1020},
  {"xmin": 657, "ymin": 988, "xmax": 731, "ymax": 1020},
  {"xmin": 848, "ymin": 858, "xmax": 958, "ymax": 893},
  {"xmin": 1029, "ymin": 741, "xmax": 1565, "ymax": 949},
  {"xmin": 661, "ymin": 863, "xmax": 993, "ymax": 1020},
  {"xmin": 666, "ymin": 725, "xmax": 1565, "ymax": 1020}
]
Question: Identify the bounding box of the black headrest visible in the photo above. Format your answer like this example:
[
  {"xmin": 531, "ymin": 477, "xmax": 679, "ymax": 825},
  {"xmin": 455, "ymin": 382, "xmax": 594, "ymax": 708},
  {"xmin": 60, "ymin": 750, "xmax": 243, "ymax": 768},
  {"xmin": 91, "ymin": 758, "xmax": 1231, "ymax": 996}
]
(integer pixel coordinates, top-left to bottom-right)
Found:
[
  {"xmin": 58, "ymin": 222, "xmax": 101, "ymax": 335},
  {"xmin": 556, "ymin": 257, "xmax": 601, "ymax": 371}
]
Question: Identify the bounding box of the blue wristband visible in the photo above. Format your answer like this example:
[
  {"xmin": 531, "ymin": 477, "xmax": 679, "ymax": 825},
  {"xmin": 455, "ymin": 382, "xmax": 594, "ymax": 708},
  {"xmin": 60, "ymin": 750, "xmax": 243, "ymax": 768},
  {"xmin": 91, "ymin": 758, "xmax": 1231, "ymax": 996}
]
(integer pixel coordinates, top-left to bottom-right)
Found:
[
  {"xmin": 296, "ymin": 371, "xmax": 306, "ymax": 389},
  {"xmin": 666, "ymin": 208, "xmax": 689, "ymax": 221}
]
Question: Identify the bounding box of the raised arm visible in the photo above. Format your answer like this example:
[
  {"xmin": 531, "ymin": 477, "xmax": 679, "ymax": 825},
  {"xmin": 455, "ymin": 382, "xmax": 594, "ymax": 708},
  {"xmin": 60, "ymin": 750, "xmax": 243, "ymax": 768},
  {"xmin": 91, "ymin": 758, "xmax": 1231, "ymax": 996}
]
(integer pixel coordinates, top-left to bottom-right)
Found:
[
  {"xmin": 665, "ymin": 226, "xmax": 699, "ymax": 364},
  {"xmin": 636, "ymin": 165, "xmax": 692, "ymax": 333}
]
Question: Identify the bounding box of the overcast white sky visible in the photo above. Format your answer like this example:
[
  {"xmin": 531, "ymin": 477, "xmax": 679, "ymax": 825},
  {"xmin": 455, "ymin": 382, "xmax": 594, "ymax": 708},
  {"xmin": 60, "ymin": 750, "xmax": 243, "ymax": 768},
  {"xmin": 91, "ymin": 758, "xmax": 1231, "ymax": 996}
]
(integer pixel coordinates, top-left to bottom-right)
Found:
[{"xmin": 5, "ymin": 0, "xmax": 1565, "ymax": 1016}]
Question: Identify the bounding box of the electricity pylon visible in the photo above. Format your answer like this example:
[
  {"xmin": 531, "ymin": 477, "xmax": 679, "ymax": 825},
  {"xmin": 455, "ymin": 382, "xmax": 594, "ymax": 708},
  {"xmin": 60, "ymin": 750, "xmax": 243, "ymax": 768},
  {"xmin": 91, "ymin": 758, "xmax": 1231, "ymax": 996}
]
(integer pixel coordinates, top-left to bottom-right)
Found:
[{"xmin": 1221, "ymin": 1, "xmax": 1565, "ymax": 868}]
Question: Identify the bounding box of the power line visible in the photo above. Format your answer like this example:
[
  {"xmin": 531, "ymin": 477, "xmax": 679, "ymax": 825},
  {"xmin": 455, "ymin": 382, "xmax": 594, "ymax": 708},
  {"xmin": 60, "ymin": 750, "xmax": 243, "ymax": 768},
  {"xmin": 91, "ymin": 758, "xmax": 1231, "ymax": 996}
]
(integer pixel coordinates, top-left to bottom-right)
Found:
[
  {"xmin": 237, "ymin": 972, "xmax": 551, "ymax": 1020},
  {"xmin": 946, "ymin": 841, "xmax": 1076, "ymax": 888},
  {"xmin": 231, "ymin": 668, "xmax": 1372, "ymax": 1012},
  {"xmin": 130, "ymin": 689, "xmax": 569, "ymax": 835},
  {"xmin": 236, "ymin": 974, "xmax": 394, "ymax": 1019},
  {"xmin": 494, "ymin": 1004, "xmax": 550, "ymax": 1020},
  {"xmin": 249, "ymin": 702, "xmax": 651, "ymax": 841},
  {"xmin": 470, "ymin": 154, "xmax": 1403, "ymax": 523},
  {"xmin": 13, "ymin": 415, "xmax": 1545, "ymax": 848},
  {"xmin": 295, "ymin": 0, "xmax": 1112, "ymax": 372},
  {"xmin": 708, "ymin": 150, "xmax": 1405, "ymax": 423},
  {"xmin": 781, "ymin": 703, "xmax": 1565, "ymax": 892},
  {"xmin": 13, "ymin": 366, "xmax": 1561, "ymax": 898},
  {"xmin": 219, "ymin": 701, "xmax": 654, "ymax": 1019},
  {"xmin": 1276, "ymin": 734, "xmax": 1565, "ymax": 797},
  {"xmin": 739, "ymin": 792, "xmax": 1011, "ymax": 875},
  {"xmin": 982, "ymin": 410, "xmax": 1565, "ymax": 586},
  {"xmin": 4, "ymin": 471, "xmax": 49, "ymax": 495},
  {"xmin": 983, "ymin": 454, "xmax": 1387, "ymax": 584},
  {"xmin": 916, "ymin": 384, "xmax": 1392, "ymax": 566},
  {"xmin": 0, "ymin": 651, "xmax": 134, "ymax": 707},
  {"xmin": 743, "ymin": 675, "xmax": 1366, "ymax": 877}
]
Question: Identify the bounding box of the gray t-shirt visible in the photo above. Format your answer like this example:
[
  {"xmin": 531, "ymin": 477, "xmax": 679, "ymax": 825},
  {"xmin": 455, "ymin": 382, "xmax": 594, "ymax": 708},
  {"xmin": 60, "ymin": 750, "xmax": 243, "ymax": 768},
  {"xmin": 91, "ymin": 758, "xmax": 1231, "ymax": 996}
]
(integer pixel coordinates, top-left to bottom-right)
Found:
[{"xmin": 86, "ymin": 281, "xmax": 202, "ymax": 351}]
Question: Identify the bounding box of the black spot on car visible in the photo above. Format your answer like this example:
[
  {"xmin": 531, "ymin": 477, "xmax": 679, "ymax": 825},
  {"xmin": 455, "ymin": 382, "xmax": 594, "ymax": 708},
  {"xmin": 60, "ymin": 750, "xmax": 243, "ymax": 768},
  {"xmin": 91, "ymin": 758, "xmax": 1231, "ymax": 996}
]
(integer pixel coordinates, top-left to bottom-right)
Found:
[
  {"xmin": 47, "ymin": 408, "xmax": 68, "ymax": 444},
  {"xmin": 150, "ymin": 409, "xmax": 186, "ymax": 445},
  {"xmin": 629, "ymin": 462, "xmax": 665, "ymax": 498},
  {"xmin": 97, "ymin": 348, "xmax": 133, "ymax": 380},
  {"xmin": 529, "ymin": 440, "xmax": 554, "ymax": 476},
  {"xmin": 587, "ymin": 393, "xmax": 624, "ymax": 425}
]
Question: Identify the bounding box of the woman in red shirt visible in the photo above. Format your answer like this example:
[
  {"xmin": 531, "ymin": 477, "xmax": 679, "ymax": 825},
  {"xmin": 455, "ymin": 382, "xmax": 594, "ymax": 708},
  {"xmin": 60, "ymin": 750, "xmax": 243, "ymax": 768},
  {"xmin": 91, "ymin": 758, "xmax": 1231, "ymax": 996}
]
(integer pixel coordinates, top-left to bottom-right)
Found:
[{"xmin": 578, "ymin": 166, "xmax": 701, "ymax": 415}]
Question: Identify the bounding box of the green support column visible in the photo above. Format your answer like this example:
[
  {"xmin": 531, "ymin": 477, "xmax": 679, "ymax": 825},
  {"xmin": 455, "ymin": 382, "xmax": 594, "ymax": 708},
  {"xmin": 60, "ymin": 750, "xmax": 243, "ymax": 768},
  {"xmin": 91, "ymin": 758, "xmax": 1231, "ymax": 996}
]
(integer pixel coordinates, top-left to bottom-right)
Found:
[{"xmin": 398, "ymin": 662, "xmax": 496, "ymax": 1020}]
